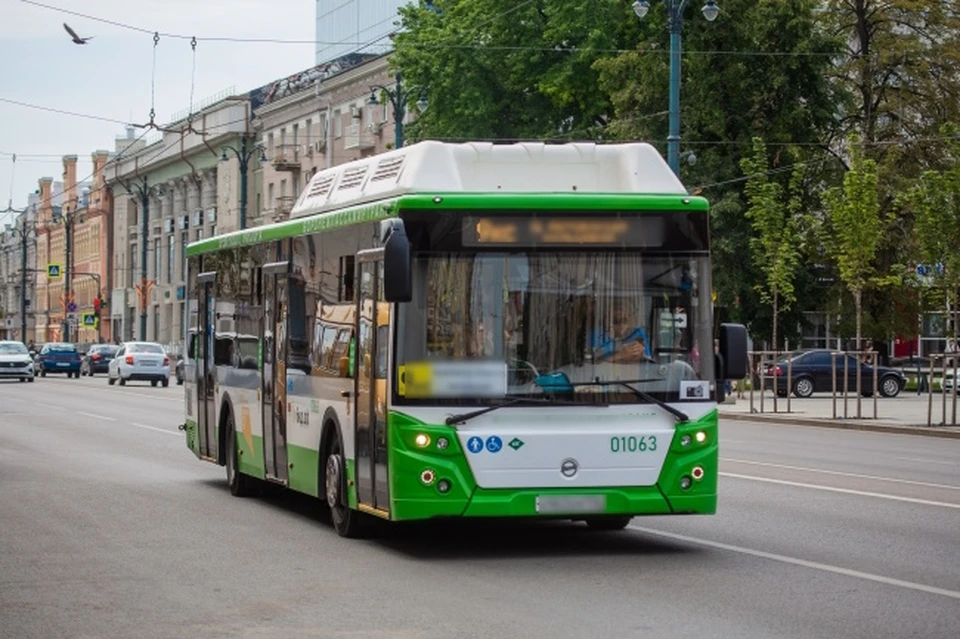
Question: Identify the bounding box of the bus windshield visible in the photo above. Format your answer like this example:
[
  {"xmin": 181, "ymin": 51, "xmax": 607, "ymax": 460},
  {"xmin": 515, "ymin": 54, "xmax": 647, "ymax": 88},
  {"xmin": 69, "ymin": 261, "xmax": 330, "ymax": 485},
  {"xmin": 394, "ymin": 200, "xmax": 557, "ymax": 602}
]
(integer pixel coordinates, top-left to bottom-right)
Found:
[{"xmin": 396, "ymin": 251, "xmax": 714, "ymax": 404}]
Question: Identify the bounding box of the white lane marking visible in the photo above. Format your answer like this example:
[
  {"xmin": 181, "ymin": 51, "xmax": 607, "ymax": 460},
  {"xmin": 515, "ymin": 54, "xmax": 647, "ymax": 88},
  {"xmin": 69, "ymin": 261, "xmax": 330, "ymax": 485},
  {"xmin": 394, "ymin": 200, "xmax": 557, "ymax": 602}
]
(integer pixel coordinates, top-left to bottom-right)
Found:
[
  {"xmin": 628, "ymin": 525, "xmax": 960, "ymax": 601},
  {"xmin": 721, "ymin": 457, "xmax": 960, "ymax": 491},
  {"xmin": 720, "ymin": 472, "xmax": 960, "ymax": 509},
  {"xmin": 76, "ymin": 411, "xmax": 117, "ymax": 422},
  {"xmin": 896, "ymin": 456, "xmax": 958, "ymax": 467},
  {"xmin": 131, "ymin": 422, "xmax": 181, "ymax": 437}
]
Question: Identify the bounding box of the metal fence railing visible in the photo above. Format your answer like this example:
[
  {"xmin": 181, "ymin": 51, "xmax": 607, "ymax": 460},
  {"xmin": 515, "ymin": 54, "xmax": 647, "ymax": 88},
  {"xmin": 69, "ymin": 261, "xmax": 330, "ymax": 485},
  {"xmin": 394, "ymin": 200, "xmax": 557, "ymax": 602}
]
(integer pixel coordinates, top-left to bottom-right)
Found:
[{"xmin": 926, "ymin": 353, "xmax": 959, "ymax": 428}]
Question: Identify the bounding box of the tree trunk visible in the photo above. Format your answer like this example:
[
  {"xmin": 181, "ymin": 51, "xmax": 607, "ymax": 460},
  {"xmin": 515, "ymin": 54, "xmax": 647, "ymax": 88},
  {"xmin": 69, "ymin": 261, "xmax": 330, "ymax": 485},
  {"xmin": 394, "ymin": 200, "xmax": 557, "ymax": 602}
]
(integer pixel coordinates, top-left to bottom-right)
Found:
[
  {"xmin": 773, "ymin": 288, "xmax": 779, "ymax": 413},
  {"xmin": 855, "ymin": 287, "xmax": 863, "ymax": 419}
]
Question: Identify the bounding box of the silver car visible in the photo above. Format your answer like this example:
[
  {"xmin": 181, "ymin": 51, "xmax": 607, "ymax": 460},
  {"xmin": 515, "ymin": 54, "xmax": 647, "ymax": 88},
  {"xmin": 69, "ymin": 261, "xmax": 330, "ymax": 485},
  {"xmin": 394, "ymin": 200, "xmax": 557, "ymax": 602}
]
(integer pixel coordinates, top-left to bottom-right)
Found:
[
  {"xmin": 107, "ymin": 341, "xmax": 171, "ymax": 387},
  {"xmin": 0, "ymin": 341, "xmax": 35, "ymax": 382}
]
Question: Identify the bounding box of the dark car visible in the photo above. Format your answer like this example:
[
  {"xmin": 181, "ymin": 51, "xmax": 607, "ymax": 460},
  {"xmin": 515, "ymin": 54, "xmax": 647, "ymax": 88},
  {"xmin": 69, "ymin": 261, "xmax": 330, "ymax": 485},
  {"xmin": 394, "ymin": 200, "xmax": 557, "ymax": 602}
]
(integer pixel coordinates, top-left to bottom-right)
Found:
[
  {"xmin": 764, "ymin": 350, "xmax": 905, "ymax": 398},
  {"xmin": 37, "ymin": 342, "xmax": 82, "ymax": 378},
  {"xmin": 81, "ymin": 344, "xmax": 119, "ymax": 376}
]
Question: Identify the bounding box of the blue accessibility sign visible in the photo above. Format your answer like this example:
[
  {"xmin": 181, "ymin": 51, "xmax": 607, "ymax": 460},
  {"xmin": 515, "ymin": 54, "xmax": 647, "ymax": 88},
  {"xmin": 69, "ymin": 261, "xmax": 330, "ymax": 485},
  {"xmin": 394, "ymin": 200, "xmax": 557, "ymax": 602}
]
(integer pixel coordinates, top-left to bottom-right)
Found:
[
  {"xmin": 467, "ymin": 436, "xmax": 484, "ymax": 454},
  {"xmin": 485, "ymin": 436, "xmax": 503, "ymax": 453}
]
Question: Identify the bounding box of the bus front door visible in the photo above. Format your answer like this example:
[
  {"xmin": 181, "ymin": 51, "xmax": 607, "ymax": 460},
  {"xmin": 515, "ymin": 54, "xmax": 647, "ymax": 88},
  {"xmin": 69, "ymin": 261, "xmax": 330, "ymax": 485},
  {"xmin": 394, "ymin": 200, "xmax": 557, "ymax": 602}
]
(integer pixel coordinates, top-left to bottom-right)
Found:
[
  {"xmin": 354, "ymin": 252, "xmax": 390, "ymax": 516},
  {"xmin": 196, "ymin": 272, "xmax": 216, "ymax": 460},
  {"xmin": 261, "ymin": 262, "xmax": 289, "ymax": 484}
]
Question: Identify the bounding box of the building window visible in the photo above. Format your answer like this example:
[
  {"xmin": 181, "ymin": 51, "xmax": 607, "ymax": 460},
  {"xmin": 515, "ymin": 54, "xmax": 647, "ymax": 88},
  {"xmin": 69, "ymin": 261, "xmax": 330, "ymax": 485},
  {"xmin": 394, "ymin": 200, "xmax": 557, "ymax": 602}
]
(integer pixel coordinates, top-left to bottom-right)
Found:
[
  {"xmin": 267, "ymin": 133, "xmax": 274, "ymax": 159},
  {"xmin": 129, "ymin": 243, "xmax": 137, "ymax": 288},
  {"xmin": 168, "ymin": 237, "xmax": 174, "ymax": 283},
  {"xmin": 268, "ymin": 183, "xmax": 275, "ymax": 210},
  {"xmin": 181, "ymin": 231, "xmax": 188, "ymax": 281},
  {"xmin": 305, "ymin": 118, "xmax": 312, "ymax": 143},
  {"xmin": 334, "ymin": 110, "xmax": 342, "ymax": 138},
  {"xmin": 339, "ymin": 255, "xmax": 354, "ymax": 302},
  {"xmin": 154, "ymin": 306, "xmax": 160, "ymax": 342},
  {"xmin": 154, "ymin": 238, "xmax": 161, "ymax": 282},
  {"xmin": 196, "ymin": 229, "xmax": 203, "ymax": 242}
]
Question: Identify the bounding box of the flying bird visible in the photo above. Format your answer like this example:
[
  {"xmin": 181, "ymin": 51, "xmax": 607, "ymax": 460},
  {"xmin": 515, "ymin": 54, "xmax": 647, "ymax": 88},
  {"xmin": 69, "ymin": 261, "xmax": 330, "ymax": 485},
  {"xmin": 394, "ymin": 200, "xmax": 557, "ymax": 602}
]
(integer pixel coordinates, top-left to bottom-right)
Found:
[{"xmin": 63, "ymin": 23, "xmax": 94, "ymax": 45}]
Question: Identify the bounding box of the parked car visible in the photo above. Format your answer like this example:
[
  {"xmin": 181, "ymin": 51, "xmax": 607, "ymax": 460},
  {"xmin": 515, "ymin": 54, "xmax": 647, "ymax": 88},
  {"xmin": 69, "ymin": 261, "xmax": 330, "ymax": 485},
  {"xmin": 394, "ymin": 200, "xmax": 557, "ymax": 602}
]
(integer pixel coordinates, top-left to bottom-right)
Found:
[
  {"xmin": 81, "ymin": 344, "xmax": 119, "ymax": 376},
  {"xmin": 0, "ymin": 340, "xmax": 35, "ymax": 382},
  {"xmin": 764, "ymin": 350, "xmax": 905, "ymax": 398},
  {"xmin": 37, "ymin": 342, "xmax": 82, "ymax": 378},
  {"xmin": 107, "ymin": 341, "xmax": 171, "ymax": 387}
]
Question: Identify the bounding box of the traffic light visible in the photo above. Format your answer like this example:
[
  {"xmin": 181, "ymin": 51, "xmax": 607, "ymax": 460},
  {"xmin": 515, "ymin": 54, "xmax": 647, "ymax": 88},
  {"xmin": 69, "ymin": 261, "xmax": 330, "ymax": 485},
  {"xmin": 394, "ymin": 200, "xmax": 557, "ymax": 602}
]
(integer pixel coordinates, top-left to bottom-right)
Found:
[{"xmin": 93, "ymin": 296, "xmax": 101, "ymax": 313}]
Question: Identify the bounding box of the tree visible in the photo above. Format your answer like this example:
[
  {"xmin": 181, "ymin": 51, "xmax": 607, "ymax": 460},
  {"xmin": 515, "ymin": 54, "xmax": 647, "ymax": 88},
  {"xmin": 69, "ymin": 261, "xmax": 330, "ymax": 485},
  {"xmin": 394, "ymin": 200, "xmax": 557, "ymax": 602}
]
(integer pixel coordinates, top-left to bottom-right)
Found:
[
  {"xmin": 739, "ymin": 138, "xmax": 803, "ymax": 354},
  {"xmin": 823, "ymin": 136, "xmax": 886, "ymax": 415},
  {"xmin": 908, "ymin": 125, "xmax": 960, "ymax": 368},
  {"xmin": 594, "ymin": 0, "xmax": 843, "ymax": 335},
  {"xmin": 391, "ymin": 0, "xmax": 632, "ymax": 142}
]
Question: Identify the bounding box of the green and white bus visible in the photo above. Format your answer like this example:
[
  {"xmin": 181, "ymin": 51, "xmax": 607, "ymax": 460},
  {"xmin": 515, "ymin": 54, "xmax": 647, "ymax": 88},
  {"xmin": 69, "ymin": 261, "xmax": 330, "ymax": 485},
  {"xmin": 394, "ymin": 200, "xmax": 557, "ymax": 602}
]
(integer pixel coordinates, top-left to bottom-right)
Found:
[{"xmin": 181, "ymin": 141, "xmax": 748, "ymax": 537}]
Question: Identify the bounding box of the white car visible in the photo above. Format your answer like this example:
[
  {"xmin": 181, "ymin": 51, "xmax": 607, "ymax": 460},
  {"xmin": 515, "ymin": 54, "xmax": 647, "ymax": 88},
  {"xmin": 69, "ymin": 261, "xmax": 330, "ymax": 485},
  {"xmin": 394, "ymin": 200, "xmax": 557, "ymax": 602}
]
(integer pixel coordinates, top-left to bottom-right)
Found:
[
  {"xmin": 0, "ymin": 340, "xmax": 35, "ymax": 382},
  {"xmin": 107, "ymin": 341, "xmax": 171, "ymax": 387}
]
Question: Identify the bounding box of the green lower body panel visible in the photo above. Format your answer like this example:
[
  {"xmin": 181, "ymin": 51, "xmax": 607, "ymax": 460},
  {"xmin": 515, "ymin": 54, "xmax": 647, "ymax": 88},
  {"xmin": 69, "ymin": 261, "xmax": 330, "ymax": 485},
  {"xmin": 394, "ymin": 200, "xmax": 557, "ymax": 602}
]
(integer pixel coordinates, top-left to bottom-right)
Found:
[{"xmin": 287, "ymin": 444, "xmax": 320, "ymax": 496}]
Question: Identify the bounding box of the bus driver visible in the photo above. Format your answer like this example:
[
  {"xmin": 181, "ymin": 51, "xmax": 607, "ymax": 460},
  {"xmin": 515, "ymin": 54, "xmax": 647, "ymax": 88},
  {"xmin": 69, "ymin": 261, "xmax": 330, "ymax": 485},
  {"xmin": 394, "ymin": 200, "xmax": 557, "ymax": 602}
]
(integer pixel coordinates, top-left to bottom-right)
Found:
[{"xmin": 590, "ymin": 303, "xmax": 653, "ymax": 365}]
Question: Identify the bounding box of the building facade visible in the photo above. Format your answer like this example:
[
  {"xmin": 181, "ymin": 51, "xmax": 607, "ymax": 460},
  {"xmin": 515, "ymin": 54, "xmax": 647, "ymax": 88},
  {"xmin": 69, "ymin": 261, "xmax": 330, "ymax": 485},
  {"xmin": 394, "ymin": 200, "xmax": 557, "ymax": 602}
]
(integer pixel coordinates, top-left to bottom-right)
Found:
[
  {"xmin": 256, "ymin": 55, "xmax": 410, "ymax": 224},
  {"xmin": 315, "ymin": 0, "xmax": 406, "ymax": 64},
  {"xmin": 105, "ymin": 99, "xmax": 257, "ymax": 348},
  {"xmin": 0, "ymin": 199, "xmax": 38, "ymax": 342}
]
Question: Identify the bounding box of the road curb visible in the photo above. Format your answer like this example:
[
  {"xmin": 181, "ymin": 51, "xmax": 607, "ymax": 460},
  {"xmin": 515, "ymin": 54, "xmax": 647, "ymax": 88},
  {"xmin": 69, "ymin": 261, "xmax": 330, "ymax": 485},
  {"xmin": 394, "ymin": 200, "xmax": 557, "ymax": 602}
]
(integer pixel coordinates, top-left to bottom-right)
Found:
[{"xmin": 719, "ymin": 412, "xmax": 960, "ymax": 439}]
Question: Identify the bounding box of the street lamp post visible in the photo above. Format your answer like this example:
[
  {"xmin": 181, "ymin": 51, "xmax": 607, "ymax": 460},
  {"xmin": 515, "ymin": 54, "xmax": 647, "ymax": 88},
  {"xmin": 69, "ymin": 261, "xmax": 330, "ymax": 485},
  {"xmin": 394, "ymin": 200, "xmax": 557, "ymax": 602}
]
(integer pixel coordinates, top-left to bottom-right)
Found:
[
  {"xmin": 57, "ymin": 204, "xmax": 84, "ymax": 343},
  {"xmin": 122, "ymin": 176, "xmax": 157, "ymax": 341},
  {"xmin": 369, "ymin": 72, "xmax": 428, "ymax": 149},
  {"xmin": 221, "ymin": 135, "xmax": 266, "ymax": 231},
  {"xmin": 633, "ymin": 0, "xmax": 720, "ymax": 176}
]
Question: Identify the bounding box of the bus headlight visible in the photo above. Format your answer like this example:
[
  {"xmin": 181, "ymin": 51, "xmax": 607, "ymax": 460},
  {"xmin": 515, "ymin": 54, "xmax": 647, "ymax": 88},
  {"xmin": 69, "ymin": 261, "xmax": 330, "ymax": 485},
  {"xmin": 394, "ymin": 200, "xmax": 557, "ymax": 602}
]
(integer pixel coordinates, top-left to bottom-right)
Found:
[
  {"xmin": 695, "ymin": 431, "xmax": 707, "ymax": 444},
  {"xmin": 414, "ymin": 433, "xmax": 431, "ymax": 448}
]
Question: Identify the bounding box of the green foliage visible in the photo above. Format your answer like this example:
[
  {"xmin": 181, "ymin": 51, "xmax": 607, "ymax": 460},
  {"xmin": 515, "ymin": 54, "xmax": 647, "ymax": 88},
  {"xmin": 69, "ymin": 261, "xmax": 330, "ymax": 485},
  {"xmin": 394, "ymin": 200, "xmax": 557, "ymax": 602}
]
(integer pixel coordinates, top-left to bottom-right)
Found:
[
  {"xmin": 391, "ymin": 0, "xmax": 631, "ymax": 142},
  {"xmin": 822, "ymin": 137, "xmax": 885, "ymax": 296},
  {"xmin": 739, "ymin": 138, "xmax": 803, "ymax": 348}
]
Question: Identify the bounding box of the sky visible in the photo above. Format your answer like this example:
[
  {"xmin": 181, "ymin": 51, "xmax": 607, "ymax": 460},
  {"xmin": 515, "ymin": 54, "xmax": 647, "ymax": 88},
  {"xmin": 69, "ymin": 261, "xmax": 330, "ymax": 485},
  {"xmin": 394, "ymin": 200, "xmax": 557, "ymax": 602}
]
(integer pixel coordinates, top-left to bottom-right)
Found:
[{"xmin": 0, "ymin": 0, "xmax": 319, "ymax": 224}]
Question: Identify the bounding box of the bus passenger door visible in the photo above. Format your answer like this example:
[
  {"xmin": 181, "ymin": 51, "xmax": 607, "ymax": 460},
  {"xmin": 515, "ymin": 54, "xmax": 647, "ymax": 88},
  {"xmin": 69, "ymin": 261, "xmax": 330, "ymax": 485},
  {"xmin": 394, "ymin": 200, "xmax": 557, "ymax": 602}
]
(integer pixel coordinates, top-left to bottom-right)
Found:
[
  {"xmin": 354, "ymin": 251, "xmax": 390, "ymax": 515},
  {"xmin": 196, "ymin": 272, "xmax": 216, "ymax": 460},
  {"xmin": 261, "ymin": 261, "xmax": 289, "ymax": 483}
]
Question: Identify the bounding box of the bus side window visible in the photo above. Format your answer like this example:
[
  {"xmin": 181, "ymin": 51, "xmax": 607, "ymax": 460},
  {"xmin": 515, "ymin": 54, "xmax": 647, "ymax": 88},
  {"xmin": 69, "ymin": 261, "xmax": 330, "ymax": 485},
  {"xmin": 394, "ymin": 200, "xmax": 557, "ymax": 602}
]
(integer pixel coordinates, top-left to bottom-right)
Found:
[
  {"xmin": 318, "ymin": 326, "xmax": 338, "ymax": 371},
  {"xmin": 376, "ymin": 325, "xmax": 388, "ymax": 379}
]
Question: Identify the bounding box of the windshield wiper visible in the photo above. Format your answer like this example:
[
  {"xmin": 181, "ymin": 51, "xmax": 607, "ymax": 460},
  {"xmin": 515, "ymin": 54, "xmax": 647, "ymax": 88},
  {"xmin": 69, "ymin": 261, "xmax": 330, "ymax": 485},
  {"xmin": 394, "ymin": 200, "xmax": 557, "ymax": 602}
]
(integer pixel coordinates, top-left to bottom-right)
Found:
[
  {"xmin": 560, "ymin": 378, "xmax": 690, "ymax": 424},
  {"xmin": 445, "ymin": 396, "xmax": 595, "ymax": 426}
]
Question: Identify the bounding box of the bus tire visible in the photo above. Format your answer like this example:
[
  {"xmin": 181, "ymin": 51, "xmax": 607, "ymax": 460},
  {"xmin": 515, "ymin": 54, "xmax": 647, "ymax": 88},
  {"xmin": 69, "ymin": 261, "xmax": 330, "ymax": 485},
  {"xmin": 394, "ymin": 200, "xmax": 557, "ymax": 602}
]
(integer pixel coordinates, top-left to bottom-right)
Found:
[
  {"xmin": 585, "ymin": 516, "xmax": 632, "ymax": 531},
  {"xmin": 324, "ymin": 430, "xmax": 363, "ymax": 538},
  {"xmin": 226, "ymin": 410, "xmax": 254, "ymax": 497}
]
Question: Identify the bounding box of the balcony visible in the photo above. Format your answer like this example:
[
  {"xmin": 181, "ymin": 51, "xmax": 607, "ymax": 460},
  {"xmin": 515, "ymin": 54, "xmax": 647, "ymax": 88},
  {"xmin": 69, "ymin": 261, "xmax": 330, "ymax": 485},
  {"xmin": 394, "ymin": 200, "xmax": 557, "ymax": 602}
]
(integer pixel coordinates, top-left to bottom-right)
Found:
[
  {"xmin": 343, "ymin": 123, "xmax": 376, "ymax": 151},
  {"xmin": 271, "ymin": 144, "xmax": 301, "ymax": 172},
  {"xmin": 275, "ymin": 195, "xmax": 297, "ymax": 221}
]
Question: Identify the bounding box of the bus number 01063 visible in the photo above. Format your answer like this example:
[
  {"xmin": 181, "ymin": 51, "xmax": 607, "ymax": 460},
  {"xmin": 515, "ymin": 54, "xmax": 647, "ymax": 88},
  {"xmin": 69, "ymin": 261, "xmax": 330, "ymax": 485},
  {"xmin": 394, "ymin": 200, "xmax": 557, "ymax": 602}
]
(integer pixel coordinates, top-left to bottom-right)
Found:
[{"xmin": 610, "ymin": 435, "xmax": 657, "ymax": 453}]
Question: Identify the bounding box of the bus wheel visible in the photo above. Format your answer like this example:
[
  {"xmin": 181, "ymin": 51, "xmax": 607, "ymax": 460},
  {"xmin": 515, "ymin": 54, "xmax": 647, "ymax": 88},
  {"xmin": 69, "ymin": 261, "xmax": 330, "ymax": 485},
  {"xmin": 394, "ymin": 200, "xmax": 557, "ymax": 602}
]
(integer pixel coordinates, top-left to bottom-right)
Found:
[
  {"xmin": 324, "ymin": 433, "xmax": 363, "ymax": 538},
  {"xmin": 226, "ymin": 411, "xmax": 253, "ymax": 497},
  {"xmin": 585, "ymin": 517, "xmax": 632, "ymax": 531}
]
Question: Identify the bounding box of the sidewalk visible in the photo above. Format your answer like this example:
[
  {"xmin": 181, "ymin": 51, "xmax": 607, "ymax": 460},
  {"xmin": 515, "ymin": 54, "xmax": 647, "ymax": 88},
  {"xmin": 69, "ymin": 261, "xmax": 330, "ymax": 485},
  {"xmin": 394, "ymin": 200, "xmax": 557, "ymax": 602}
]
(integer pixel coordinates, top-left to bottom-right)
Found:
[{"xmin": 718, "ymin": 390, "xmax": 960, "ymax": 438}]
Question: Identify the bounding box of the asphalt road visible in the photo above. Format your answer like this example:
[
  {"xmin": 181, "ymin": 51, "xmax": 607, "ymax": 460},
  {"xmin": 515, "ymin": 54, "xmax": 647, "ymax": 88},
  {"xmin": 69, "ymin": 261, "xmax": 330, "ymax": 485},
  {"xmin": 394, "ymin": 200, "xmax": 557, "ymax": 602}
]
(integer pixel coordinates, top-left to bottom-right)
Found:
[{"xmin": 1, "ymin": 375, "xmax": 958, "ymax": 639}]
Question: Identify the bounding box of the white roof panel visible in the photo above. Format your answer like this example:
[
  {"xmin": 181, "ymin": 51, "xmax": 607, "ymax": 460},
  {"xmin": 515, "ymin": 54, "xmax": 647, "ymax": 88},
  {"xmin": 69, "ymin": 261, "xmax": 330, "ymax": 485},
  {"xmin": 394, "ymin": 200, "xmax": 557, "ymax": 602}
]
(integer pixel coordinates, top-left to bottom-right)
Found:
[{"xmin": 290, "ymin": 140, "xmax": 684, "ymax": 219}]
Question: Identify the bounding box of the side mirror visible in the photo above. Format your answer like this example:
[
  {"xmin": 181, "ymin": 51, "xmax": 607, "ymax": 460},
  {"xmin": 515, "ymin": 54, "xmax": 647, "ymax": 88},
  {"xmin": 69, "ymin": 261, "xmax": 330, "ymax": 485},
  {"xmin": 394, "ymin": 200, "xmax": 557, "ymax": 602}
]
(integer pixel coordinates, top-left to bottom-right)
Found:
[
  {"xmin": 382, "ymin": 220, "xmax": 412, "ymax": 302},
  {"xmin": 718, "ymin": 323, "xmax": 748, "ymax": 380},
  {"xmin": 338, "ymin": 356, "xmax": 350, "ymax": 378}
]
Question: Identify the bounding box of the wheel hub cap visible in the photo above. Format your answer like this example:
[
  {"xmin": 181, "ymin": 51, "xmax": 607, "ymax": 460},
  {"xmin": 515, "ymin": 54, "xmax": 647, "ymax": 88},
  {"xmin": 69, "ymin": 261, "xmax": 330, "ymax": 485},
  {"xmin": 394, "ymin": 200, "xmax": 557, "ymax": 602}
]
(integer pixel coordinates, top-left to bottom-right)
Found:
[{"xmin": 326, "ymin": 455, "xmax": 342, "ymax": 508}]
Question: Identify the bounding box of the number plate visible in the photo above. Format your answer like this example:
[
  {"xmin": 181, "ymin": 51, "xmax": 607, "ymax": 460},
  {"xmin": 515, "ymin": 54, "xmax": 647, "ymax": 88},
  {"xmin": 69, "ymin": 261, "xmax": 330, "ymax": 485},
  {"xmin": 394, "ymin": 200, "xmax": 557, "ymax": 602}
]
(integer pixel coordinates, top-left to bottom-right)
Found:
[
  {"xmin": 140, "ymin": 361, "xmax": 156, "ymax": 366},
  {"xmin": 56, "ymin": 362, "xmax": 69, "ymax": 367},
  {"xmin": 535, "ymin": 495, "xmax": 606, "ymax": 515}
]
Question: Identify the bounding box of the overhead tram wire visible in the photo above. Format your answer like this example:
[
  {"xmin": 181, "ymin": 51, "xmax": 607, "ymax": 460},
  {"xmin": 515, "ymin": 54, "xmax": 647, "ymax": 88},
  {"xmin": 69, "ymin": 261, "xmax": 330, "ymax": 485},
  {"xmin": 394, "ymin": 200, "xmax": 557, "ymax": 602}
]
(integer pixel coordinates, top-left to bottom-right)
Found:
[{"xmin": 18, "ymin": 0, "xmax": 853, "ymax": 59}]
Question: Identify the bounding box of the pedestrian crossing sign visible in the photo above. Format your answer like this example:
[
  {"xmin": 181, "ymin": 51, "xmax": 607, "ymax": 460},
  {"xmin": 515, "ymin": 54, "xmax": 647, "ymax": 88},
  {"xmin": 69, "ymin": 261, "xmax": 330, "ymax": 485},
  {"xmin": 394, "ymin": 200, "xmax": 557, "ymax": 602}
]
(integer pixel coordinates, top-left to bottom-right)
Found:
[
  {"xmin": 47, "ymin": 263, "xmax": 62, "ymax": 279},
  {"xmin": 82, "ymin": 313, "xmax": 97, "ymax": 327}
]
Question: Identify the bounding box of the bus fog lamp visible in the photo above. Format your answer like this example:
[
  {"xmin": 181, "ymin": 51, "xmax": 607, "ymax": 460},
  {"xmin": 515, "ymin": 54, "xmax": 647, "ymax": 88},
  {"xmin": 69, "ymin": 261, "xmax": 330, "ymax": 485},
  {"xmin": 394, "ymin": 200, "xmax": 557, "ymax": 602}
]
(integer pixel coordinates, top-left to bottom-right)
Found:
[
  {"xmin": 695, "ymin": 431, "xmax": 707, "ymax": 444},
  {"xmin": 691, "ymin": 466, "xmax": 704, "ymax": 481},
  {"xmin": 414, "ymin": 433, "xmax": 431, "ymax": 448},
  {"xmin": 679, "ymin": 476, "xmax": 692, "ymax": 490},
  {"xmin": 680, "ymin": 435, "xmax": 692, "ymax": 447},
  {"xmin": 436, "ymin": 437, "xmax": 449, "ymax": 450},
  {"xmin": 420, "ymin": 469, "xmax": 436, "ymax": 485},
  {"xmin": 437, "ymin": 479, "xmax": 451, "ymax": 494}
]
